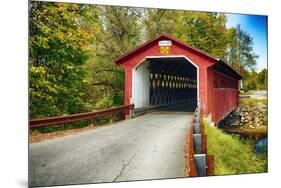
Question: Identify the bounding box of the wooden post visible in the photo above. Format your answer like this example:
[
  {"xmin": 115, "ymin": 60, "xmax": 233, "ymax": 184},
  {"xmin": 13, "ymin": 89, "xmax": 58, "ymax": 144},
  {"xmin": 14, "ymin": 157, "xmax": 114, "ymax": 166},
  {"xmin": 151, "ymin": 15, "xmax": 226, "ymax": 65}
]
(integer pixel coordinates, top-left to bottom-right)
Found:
[
  {"xmin": 125, "ymin": 104, "xmax": 133, "ymax": 119},
  {"xmin": 201, "ymin": 134, "xmax": 207, "ymax": 154},
  {"xmin": 110, "ymin": 114, "xmax": 114, "ymax": 123},
  {"xmin": 90, "ymin": 118, "xmax": 94, "ymax": 126},
  {"xmin": 61, "ymin": 124, "xmax": 64, "ymax": 131},
  {"xmin": 189, "ymin": 126, "xmax": 198, "ymax": 177},
  {"xmin": 206, "ymin": 155, "xmax": 214, "ymax": 176}
]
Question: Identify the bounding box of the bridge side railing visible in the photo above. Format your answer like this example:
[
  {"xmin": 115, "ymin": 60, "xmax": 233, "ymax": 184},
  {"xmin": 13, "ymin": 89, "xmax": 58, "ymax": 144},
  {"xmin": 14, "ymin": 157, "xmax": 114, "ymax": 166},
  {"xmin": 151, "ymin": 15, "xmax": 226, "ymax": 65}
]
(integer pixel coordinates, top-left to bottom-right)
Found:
[
  {"xmin": 30, "ymin": 104, "xmax": 134, "ymax": 128},
  {"xmin": 187, "ymin": 107, "xmax": 214, "ymax": 177}
]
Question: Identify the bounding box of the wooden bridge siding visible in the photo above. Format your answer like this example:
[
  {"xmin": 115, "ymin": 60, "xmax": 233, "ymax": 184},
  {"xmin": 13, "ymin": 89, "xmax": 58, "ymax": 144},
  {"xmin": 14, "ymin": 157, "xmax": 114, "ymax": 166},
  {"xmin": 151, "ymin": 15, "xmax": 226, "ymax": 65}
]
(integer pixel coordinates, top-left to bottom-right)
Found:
[
  {"xmin": 119, "ymin": 37, "xmax": 216, "ymax": 116},
  {"xmin": 124, "ymin": 68, "xmax": 133, "ymax": 106},
  {"xmin": 209, "ymin": 70, "xmax": 239, "ymax": 124},
  {"xmin": 207, "ymin": 66, "xmax": 214, "ymax": 116}
]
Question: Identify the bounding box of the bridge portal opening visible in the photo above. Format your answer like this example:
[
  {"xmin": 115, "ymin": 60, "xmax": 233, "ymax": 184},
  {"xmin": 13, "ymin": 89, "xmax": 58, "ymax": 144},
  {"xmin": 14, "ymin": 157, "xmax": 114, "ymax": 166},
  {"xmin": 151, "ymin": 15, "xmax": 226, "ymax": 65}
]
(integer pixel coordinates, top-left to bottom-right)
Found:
[{"xmin": 133, "ymin": 57, "xmax": 198, "ymax": 112}]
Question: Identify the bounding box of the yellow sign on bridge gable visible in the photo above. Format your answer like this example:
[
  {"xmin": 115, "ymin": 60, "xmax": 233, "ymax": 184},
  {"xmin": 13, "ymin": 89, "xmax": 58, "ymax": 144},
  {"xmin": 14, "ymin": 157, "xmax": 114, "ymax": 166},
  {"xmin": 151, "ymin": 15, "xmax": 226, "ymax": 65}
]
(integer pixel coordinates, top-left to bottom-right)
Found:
[{"xmin": 160, "ymin": 46, "xmax": 170, "ymax": 54}]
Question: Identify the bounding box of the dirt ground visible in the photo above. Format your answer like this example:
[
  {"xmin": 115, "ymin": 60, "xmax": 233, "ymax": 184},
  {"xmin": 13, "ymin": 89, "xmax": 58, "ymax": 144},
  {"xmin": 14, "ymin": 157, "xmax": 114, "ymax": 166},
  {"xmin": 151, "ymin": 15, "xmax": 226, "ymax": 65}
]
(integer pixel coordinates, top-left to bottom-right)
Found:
[
  {"xmin": 184, "ymin": 132, "xmax": 190, "ymax": 177},
  {"xmin": 29, "ymin": 125, "xmax": 100, "ymax": 143},
  {"xmin": 29, "ymin": 121, "xmax": 122, "ymax": 143}
]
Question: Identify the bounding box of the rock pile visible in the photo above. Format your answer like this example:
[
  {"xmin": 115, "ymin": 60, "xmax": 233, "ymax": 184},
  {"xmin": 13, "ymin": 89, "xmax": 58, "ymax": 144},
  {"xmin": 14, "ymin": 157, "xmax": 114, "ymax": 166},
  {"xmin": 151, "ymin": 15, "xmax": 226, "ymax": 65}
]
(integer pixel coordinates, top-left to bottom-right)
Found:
[{"xmin": 239, "ymin": 102, "xmax": 267, "ymax": 129}]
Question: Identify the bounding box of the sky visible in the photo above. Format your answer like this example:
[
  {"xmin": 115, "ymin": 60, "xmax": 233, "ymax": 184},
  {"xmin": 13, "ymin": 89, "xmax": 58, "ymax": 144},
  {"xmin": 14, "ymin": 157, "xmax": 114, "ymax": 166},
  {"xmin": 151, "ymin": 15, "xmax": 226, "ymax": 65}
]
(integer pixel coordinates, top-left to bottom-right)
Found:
[{"xmin": 225, "ymin": 13, "xmax": 267, "ymax": 72}]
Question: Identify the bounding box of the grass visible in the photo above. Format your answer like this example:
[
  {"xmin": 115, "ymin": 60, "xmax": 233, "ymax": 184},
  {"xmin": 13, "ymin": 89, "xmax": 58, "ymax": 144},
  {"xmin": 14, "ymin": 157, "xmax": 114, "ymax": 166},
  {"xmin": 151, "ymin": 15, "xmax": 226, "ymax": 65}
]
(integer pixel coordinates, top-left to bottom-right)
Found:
[
  {"xmin": 240, "ymin": 98, "xmax": 267, "ymax": 105},
  {"xmin": 204, "ymin": 120, "xmax": 267, "ymax": 175}
]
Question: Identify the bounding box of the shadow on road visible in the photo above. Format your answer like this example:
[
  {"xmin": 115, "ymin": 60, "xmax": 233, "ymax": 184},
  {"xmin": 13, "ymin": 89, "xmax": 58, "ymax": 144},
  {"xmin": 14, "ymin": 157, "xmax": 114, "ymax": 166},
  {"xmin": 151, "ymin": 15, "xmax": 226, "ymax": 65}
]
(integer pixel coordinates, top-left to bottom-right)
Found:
[{"xmin": 151, "ymin": 103, "xmax": 196, "ymax": 115}]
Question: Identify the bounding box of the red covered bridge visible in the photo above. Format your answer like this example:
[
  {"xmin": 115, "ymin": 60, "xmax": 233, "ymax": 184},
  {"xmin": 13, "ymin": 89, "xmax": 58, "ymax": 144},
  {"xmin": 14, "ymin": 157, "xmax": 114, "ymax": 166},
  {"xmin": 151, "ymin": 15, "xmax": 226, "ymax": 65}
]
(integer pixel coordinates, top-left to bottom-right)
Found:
[{"xmin": 115, "ymin": 34, "xmax": 242, "ymax": 124}]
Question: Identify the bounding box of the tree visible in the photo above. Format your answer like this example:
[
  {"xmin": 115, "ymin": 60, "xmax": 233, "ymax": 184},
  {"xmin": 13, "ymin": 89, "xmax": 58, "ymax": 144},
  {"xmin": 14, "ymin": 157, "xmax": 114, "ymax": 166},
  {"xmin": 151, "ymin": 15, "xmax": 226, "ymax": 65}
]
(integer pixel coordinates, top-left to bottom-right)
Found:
[
  {"xmin": 243, "ymin": 71, "xmax": 258, "ymax": 91},
  {"xmin": 257, "ymin": 69, "xmax": 267, "ymax": 89},
  {"xmin": 29, "ymin": 2, "xmax": 99, "ymax": 118},
  {"xmin": 135, "ymin": 8, "xmax": 178, "ymax": 39},
  {"xmin": 242, "ymin": 69, "xmax": 267, "ymax": 91},
  {"xmin": 174, "ymin": 12, "xmax": 229, "ymax": 59},
  {"xmin": 82, "ymin": 6, "xmax": 142, "ymax": 109},
  {"xmin": 236, "ymin": 25, "xmax": 258, "ymax": 73},
  {"xmin": 225, "ymin": 28, "xmax": 239, "ymax": 69}
]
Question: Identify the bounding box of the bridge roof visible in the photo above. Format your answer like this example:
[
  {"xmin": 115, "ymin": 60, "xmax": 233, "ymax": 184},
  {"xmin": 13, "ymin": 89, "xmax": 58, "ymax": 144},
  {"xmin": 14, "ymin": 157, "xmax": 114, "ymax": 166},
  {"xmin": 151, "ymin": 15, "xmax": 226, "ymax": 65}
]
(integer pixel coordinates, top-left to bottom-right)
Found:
[{"xmin": 114, "ymin": 33, "xmax": 242, "ymax": 79}]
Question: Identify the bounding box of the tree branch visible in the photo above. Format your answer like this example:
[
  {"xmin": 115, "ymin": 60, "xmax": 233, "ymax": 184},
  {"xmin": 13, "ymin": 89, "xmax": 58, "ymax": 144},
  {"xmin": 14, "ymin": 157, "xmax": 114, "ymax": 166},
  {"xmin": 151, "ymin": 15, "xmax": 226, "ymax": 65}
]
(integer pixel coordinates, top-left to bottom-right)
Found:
[
  {"xmin": 91, "ymin": 82, "xmax": 115, "ymax": 87},
  {"xmin": 95, "ymin": 69, "xmax": 123, "ymax": 74}
]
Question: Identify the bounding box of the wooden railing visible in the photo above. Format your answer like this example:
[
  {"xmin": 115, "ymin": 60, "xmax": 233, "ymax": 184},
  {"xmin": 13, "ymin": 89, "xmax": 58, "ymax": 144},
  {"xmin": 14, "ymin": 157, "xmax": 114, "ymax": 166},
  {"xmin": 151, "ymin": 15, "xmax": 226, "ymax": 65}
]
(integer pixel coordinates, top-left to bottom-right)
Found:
[
  {"xmin": 188, "ymin": 112, "xmax": 198, "ymax": 176},
  {"xmin": 188, "ymin": 107, "xmax": 214, "ymax": 177},
  {"xmin": 30, "ymin": 104, "xmax": 134, "ymax": 128}
]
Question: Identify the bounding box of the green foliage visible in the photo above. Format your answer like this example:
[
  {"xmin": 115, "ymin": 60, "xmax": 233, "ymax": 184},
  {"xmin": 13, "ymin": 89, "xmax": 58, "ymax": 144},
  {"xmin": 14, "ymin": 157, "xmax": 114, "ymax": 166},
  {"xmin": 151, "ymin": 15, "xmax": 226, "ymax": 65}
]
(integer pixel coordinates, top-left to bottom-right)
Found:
[
  {"xmin": 136, "ymin": 9, "xmax": 258, "ymax": 77},
  {"xmin": 225, "ymin": 28, "xmax": 239, "ymax": 69},
  {"xmin": 82, "ymin": 6, "xmax": 142, "ymax": 110},
  {"xmin": 136, "ymin": 10, "xmax": 230, "ymax": 60},
  {"xmin": 94, "ymin": 94, "xmax": 114, "ymax": 110},
  {"xmin": 204, "ymin": 120, "xmax": 267, "ymax": 175},
  {"xmin": 175, "ymin": 12, "xmax": 229, "ymax": 59},
  {"xmin": 242, "ymin": 68, "xmax": 267, "ymax": 91},
  {"xmin": 100, "ymin": 6, "xmax": 142, "ymax": 58},
  {"xmin": 29, "ymin": 2, "xmax": 99, "ymax": 118},
  {"xmin": 256, "ymin": 68, "xmax": 268, "ymax": 89},
  {"xmin": 236, "ymin": 25, "xmax": 259, "ymax": 71},
  {"xmin": 226, "ymin": 25, "xmax": 258, "ymax": 76},
  {"xmin": 137, "ymin": 9, "xmax": 178, "ymax": 39},
  {"xmin": 240, "ymin": 98, "xmax": 267, "ymax": 106}
]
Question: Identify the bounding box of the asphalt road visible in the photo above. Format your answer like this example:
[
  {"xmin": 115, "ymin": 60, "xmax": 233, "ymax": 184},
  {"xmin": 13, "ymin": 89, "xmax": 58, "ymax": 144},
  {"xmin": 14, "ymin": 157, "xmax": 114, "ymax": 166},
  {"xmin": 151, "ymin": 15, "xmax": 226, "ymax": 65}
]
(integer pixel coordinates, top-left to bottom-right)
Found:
[
  {"xmin": 29, "ymin": 104, "xmax": 195, "ymax": 187},
  {"xmin": 240, "ymin": 90, "xmax": 267, "ymax": 99},
  {"xmin": 248, "ymin": 90, "xmax": 267, "ymax": 99}
]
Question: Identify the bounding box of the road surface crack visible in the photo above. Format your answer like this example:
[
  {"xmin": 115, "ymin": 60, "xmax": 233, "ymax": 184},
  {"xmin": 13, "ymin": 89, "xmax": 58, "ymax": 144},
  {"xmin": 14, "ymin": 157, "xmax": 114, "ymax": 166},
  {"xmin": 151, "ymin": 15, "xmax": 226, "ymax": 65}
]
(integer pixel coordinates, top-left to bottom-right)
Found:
[{"xmin": 112, "ymin": 154, "xmax": 136, "ymax": 182}]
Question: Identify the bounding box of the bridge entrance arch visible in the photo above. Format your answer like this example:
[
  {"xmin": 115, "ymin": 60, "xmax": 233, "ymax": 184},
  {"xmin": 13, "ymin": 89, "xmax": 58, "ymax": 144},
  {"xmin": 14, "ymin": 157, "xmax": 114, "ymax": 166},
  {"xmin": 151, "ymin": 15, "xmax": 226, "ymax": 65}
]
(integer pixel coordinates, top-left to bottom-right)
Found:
[{"xmin": 132, "ymin": 56, "xmax": 198, "ymax": 112}]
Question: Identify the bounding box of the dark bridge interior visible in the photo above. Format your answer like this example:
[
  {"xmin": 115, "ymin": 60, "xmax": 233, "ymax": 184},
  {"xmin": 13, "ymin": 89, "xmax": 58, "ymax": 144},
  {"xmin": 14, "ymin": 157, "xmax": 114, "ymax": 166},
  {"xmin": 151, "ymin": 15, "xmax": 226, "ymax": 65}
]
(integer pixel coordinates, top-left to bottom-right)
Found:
[{"xmin": 147, "ymin": 57, "xmax": 197, "ymax": 108}]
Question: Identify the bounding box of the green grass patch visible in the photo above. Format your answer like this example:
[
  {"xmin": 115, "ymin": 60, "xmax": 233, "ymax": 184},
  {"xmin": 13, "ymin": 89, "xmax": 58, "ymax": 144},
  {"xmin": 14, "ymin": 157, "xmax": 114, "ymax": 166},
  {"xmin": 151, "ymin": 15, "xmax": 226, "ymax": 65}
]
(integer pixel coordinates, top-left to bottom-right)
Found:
[
  {"xmin": 204, "ymin": 120, "xmax": 267, "ymax": 175},
  {"xmin": 240, "ymin": 98, "xmax": 267, "ymax": 105}
]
